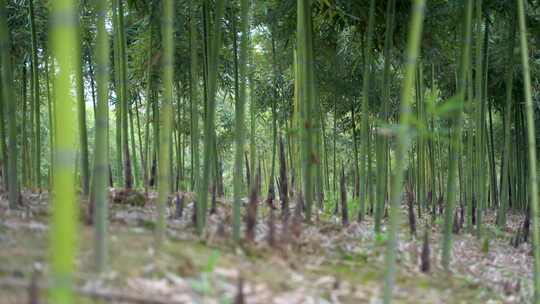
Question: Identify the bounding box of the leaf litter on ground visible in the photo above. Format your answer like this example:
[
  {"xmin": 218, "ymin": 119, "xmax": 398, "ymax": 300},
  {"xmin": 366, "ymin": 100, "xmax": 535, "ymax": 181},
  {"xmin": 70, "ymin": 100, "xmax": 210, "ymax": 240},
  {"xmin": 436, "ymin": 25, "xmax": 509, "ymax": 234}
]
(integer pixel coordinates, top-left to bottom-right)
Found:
[{"xmin": 0, "ymin": 189, "xmax": 534, "ymax": 303}]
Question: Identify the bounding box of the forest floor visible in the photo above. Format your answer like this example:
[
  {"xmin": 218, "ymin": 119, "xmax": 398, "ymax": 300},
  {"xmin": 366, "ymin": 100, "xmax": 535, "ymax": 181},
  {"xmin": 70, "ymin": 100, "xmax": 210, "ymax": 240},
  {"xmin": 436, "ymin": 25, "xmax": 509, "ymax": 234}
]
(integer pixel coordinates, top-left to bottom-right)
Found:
[{"xmin": 0, "ymin": 190, "xmax": 534, "ymax": 303}]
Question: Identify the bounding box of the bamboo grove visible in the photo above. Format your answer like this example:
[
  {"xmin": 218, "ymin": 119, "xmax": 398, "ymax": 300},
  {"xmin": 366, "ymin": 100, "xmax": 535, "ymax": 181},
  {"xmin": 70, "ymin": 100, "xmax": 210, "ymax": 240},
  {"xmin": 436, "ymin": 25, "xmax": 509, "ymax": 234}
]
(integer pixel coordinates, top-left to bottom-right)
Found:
[{"xmin": 0, "ymin": 0, "xmax": 540, "ymax": 302}]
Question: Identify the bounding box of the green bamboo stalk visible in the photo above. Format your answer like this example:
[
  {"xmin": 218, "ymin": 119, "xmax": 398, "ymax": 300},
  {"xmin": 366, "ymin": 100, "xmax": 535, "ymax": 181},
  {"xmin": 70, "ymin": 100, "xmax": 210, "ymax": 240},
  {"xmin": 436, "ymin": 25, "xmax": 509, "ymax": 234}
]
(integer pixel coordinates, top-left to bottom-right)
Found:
[
  {"xmin": 266, "ymin": 29, "xmax": 278, "ymax": 206},
  {"xmin": 487, "ymin": 56, "xmax": 498, "ymax": 209},
  {"xmin": 197, "ymin": 0, "xmax": 225, "ymax": 234},
  {"xmin": 0, "ymin": 70, "xmax": 7, "ymax": 191},
  {"xmin": 129, "ymin": 105, "xmax": 139, "ymax": 187},
  {"xmin": 93, "ymin": 0, "xmax": 109, "ymax": 272},
  {"xmin": 175, "ymin": 83, "xmax": 183, "ymax": 191},
  {"xmin": 332, "ymin": 54, "xmax": 338, "ymax": 213},
  {"xmin": 144, "ymin": 11, "xmax": 153, "ymax": 190},
  {"xmin": 21, "ymin": 65, "xmax": 28, "ymax": 188},
  {"xmin": 516, "ymin": 1, "xmax": 540, "ymax": 301},
  {"xmin": 28, "ymin": 0, "xmax": 41, "ymax": 189},
  {"xmin": 0, "ymin": 0, "xmax": 17, "ymax": 208},
  {"xmin": 358, "ymin": 0, "xmax": 376, "ymax": 221},
  {"xmin": 474, "ymin": 0, "xmax": 485, "ymax": 236},
  {"xmin": 46, "ymin": 51, "xmax": 55, "ymax": 188},
  {"xmin": 134, "ymin": 96, "xmax": 146, "ymax": 188},
  {"xmin": 428, "ymin": 94, "xmax": 436, "ymax": 219},
  {"xmin": 292, "ymin": 50, "xmax": 300, "ymax": 191},
  {"xmin": 157, "ymin": 0, "xmax": 174, "ymax": 243},
  {"xmin": 351, "ymin": 101, "xmax": 359, "ymax": 198},
  {"xmin": 313, "ymin": 70, "xmax": 324, "ymax": 210},
  {"xmin": 442, "ymin": 0, "xmax": 473, "ymax": 270},
  {"xmin": 416, "ymin": 63, "xmax": 426, "ymax": 218},
  {"xmin": 76, "ymin": 40, "xmax": 90, "ymax": 196},
  {"xmin": 375, "ymin": 0, "xmax": 396, "ymax": 233},
  {"xmin": 116, "ymin": 0, "xmax": 133, "ymax": 190},
  {"xmin": 249, "ymin": 54, "xmax": 256, "ymax": 194},
  {"xmin": 466, "ymin": 62, "xmax": 474, "ymax": 232},
  {"xmin": 111, "ymin": 0, "xmax": 122, "ymax": 186},
  {"xmin": 49, "ymin": 0, "xmax": 79, "ymax": 300},
  {"xmin": 233, "ymin": 0, "xmax": 249, "ymax": 241},
  {"xmin": 367, "ymin": 124, "xmax": 373, "ymax": 214},
  {"xmin": 497, "ymin": 9, "xmax": 516, "ymax": 228},
  {"xmin": 383, "ymin": 1, "xmax": 425, "ymax": 302},
  {"xmin": 189, "ymin": 0, "xmax": 200, "ymax": 193},
  {"xmin": 297, "ymin": 0, "xmax": 315, "ymax": 221}
]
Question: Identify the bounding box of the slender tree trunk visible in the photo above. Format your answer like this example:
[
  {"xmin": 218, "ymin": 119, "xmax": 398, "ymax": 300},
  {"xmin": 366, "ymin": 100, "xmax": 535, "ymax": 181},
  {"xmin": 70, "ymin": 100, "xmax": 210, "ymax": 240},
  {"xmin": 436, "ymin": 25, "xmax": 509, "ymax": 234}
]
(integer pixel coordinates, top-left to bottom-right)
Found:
[
  {"xmin": 129, "ymin": 106, "xmax": 139, "ymax": 187},
  {"xmin": 297, "ymin": 0, "xmax": 316, "ymax": 221},
  {"xmin": 28, "ymin": 0, "xmax": 41, "ymax": 189},
  {"xmin": 266, "ymin": 26, "xmax": 278, "ymax": 209},
  {"xmin": 45, "ymin": 48, "xmax": 54, "ymax": 189},
  {"xmin": 516, "ymin": 0, "xmax": 540, "ymax": 300},
  {"xmin": 442, "ymin": 0, "xmax": 473, "ymax": 271},
  {"xmin": 233, "ymin": 0, "xmax": 249, "ymax": 241},
  {"xmin": 375, "ymin": 0, "xmax": 396, "ymax": 231},
  {"xmin": 0, "ymin": 71, "xmax": 7, "ymax": 191},
  {"xmin": 487, "ymin": 77, "xmax": 497, "ymax": 208},
  {"xmin": 21, "ymin": 64, "xmax": 28, "ymax": 188},
  {"xmin": 189, "ymin": 0, "xmax": 200, "ymax": 193},
  {"xmin": 85, "ymin": 49, "xmax": 97, "ymax": 114},
  {"xmin": 358, "ymin": 0, "xmax": 376, "ymax": 221},
  {"xmin": 113, "ymin": 0, "xmax": 133, "ymax": 190},
  {"xmin": 144, "ymin": 13, "xmax": 154, "ymax": 191},
  {"xmin": 157, "ymin": 0, "xmax": 174, "ymax": 243},
  {"xmin": 332, "ymin": 61, "xmax": 338, "ymax": 214},
  {"xmin": 351, "ymin": 101, "xmax": 359, "ymax": 199},
  {"xmin": 49, "ymin": 0, "xmax": 79, "ymax": 299},
  {"xmin": 475, "ymin": 0, "xmax": 486, "ymax": 236},
  {"xmin": 175, "ymin": 82, "xmax": 183, "ymax": 191},
  {"xmin": 196, "ymin": 0, "xmax": 225, "ymax": 234},
  {"xmin": 93, "ymin": 0, "xmax": 110, "ymax": 272},
  {"xmin": 111, "ymin": 0, "xmax": 122, "ymax": 187},
  {"xmin": 134, "ymin": 95, "xmax": 146, "ymax": 188},
  {"xmin": 497, "ymin": 10, "xmax": 516, "ymax": 228},
  {"xmin": 383, "ymin": 1, "xmax": 425, "ymax": 302},
  {"xmin": 77, "ymin": 41, "xmax": 90, "ymax": 196},
  {"xmin": 279, "ymin": 137, "xmax": 288, "ymax": 219},
  {"xmin": 0, "ymin": 0, "xmax": 18, "ymax": 208}
]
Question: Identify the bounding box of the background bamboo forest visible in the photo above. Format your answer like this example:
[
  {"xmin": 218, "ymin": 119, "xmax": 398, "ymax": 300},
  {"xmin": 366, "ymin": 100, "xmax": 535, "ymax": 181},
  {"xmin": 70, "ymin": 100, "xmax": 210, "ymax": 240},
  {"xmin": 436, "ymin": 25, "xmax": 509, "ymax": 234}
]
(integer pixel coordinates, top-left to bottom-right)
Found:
[{"xmin": 1, "ymin": 0, "xmax": 540, "ymax": 303}]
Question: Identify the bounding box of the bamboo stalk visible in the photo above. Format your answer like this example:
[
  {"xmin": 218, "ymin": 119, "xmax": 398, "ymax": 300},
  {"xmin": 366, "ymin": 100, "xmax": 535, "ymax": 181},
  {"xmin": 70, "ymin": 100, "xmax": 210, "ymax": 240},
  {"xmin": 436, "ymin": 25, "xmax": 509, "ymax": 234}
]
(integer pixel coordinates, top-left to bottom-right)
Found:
[
  {"xmin": 383, "ymin": 1, "xmax": 425, "ymax": 302},
  {"xmin": 516, "ymin": 0, "xmax": 540, "ymax": 300},
  {"xmin": 92, "ymin": 0, "xmax": 110, "ymax": 272},
  {"xmin": 49, "ymin": 0, "xmax": 79, "ymax": 300},
  {"xmin": 0, "ymin": 0, "xmax": 18, "ymax": 208}
]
